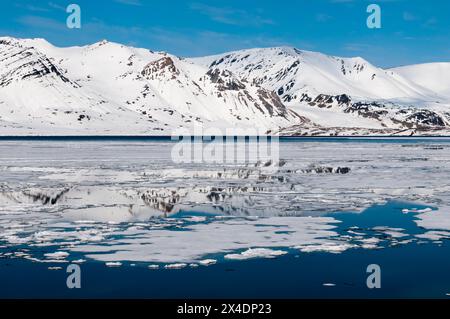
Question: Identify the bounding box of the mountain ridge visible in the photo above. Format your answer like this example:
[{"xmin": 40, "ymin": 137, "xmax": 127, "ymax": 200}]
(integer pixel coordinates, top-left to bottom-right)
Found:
[{"xmin": 1, "ymin": 36, "xmax": 449, "ymax": 136}]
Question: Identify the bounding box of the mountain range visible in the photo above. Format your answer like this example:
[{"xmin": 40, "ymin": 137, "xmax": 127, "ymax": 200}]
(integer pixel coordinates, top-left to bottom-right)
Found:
[{"xmin": 1, "ymin": 36, "xmax": 449, "ymax": 136}]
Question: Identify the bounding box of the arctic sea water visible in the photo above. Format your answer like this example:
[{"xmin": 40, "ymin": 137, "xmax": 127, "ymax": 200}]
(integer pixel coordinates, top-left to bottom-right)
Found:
[{"xmin": 0, "ymin": 137, "xmax": 449, "ymax": 298}]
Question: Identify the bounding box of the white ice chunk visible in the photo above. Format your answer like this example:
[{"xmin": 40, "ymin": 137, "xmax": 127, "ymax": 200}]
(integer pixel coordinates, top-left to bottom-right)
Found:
[
  {"xmin": 44, "ymin": 251, "xmax": 69, "ymax": 259},
  {"xmin": 224, "ymin": 248, "xmax": 287, "ymax": 260},
  {"xmin": 198, "ymin": 259, "xmax": 217, "ymax": 266},
  {"xmin": 105, "ymin": 261, "xmax": 122, "ymax": 267},
  {"xmin": 164, "ymin": 263, "xmax": 187, "ymax": 269}
]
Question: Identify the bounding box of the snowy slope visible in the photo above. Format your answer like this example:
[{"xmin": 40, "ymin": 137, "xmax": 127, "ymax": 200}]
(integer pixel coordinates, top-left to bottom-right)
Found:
[
  {"xmin": 191, "ymin": 47, "xmax": 443, "ymax": 102},
  {"xmin": 393, "ymin": 63, "xmax": 450, "ymax": 98},
  {"xmin": 191, "ymin": 47, "xmax": 450, "ymax": 132},
  {"xmin": 0, "ymin": 37, "xmax": 449, "ymax": 136},
  {"xmin": 0, "ymin": 38, "xmax": 156, "ymax": 134},
  {"xmin": 0, "ymin": 37, "xmax": 298, "ymax": 135}
]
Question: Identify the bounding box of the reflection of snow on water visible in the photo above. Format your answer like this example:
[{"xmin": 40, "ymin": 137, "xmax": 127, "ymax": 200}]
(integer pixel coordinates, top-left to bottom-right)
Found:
[{"xmin": 0, "ymin": 140, "xmax": 450, "ymax": 266}]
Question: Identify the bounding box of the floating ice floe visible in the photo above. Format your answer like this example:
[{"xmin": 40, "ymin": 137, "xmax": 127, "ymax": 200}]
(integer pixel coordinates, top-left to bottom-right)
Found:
[
  {"xmin": 416, "ymin": 231, "xmax": 450, "ymax": 241},
  {"xmin": 148, "ymin": 265, "xmax": 159, "ymax": 270},
  {"xmin": 198, "ymin": 259, "xmax": 217, "ymax": 266},
  {"xmin": 358, "ymin": 238, "xmax": 381, "ymax": 249},
  {"xmin": 184, "ymin": 216, "xmax": 207, "ymax": 223},
  {"xmin": 415, "ymin": 206, "xmax": 450, "ymax": 231},
  {"xmin": 105, "ymin": 262, "xmax": 122, "ymax": 267},
  {"xmin": 402, "ymin": 208, "xmax": 433, "ymax": 214},
  {"xmin": 164, "ymin": 263, "xmax": 188, "ymax": 269},
  {"xmin": 2, "ymin": 141, "xmax": 450, "ymax": 267},
  {"xmin": 296, "ymin": 242, "xmax": 356, "ymax": 254},
  {"xmin": 372, "ymin": 226, "xmax": 408, "ymax": 238},
  {"xmin": 224, "ymin": 248, "xmax": 287, "ymax": 260},
  {"xmin": 48, "ymin": 266, "xmax": 63, "ymax": 270},
  {"xmin": 67, "ymin": 216, "xmax": 339, "ymax": 263},
  {"xmin": 44, "ymin": 251, "xmax": 69, "ymax": 260}
]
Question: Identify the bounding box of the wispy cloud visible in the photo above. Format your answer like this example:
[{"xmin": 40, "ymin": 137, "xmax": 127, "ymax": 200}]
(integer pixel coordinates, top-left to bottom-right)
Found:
[
  {"xmin": 114, "ymin": 0, "xmax": 142, "ymax": 6},
  {"xmin": 342, "ymin": 43, "xmax": 375, "ymax": 53},
  {"xmin": 17, "ymin": 2, "xmax": 67, "ymax": 12},
  {"xmin": 16, "ymin": 3, "xmax": 50, "ymax": 12},
  {"xmin": 17, "ymin": 15, "xmax": 65, "ymax": 31},
  {"xmin": 11, "ymin": 12, "xmax": 295, "ymax": 57},
  {"xmin": 402, "ymin": 11, "xmax": 417, "ymax": 21},
  {"xmin": 423, "ymin": 17, "xmax": 438, "ymax": 28},
  {"xmin": 47, "ymin": 2, "xmax": 66, "ymax": 11},
  {"xmin": 190, "ymin": 3, "xmax": 274, "ymax": 27},
  {"xmin": 316, "ymin": 13, "xmax": 332, "ymax": 22}
]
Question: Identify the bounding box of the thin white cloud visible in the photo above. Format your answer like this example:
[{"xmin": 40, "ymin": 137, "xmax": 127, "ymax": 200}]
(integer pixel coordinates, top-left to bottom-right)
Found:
[
  {"xmin": 316, "ymin": 13, "xmax": 332, "ymax": 22},
  {"xmin": 190, "ymin": 3, "xmax": 274, "ymax": 27},
  {"xmin": 47, "ymin": 2, "xmax": 66, "ymax": 11},
  {"xmin": 16, "ymin": 3, "xmax": 50, "ymax": 12},
  {"xmin": 403, "ymin": 11, "xmax": 417, "ymax": 21},
  {"xmin": 114, "ymin": 0, "xmax": 142, "ymax": 6},
  {"xmin": 343, "ymin": 43, "xmax": 375, "ymax": 52},
  {"xmin": 17, "ymin": 15, "xmax": 65, "ymax": 31}
]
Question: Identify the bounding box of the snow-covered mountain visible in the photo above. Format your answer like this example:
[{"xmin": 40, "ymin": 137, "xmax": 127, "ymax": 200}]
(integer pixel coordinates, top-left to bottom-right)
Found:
[
  {"xmin": 1, "ymin": 37, "xmax": 449, "ymax": 136},
  {"xmin": 0, "ymin": 37, "xmax": 299, "ymax": 135},
  {"xmin": 192, "ymin": 47, "xmax": 450, "ymax": 135},
  {"xmin": 393, "ymin": 63, "xmax": 450, "ymax": 98},
  {"xmin": 192, "ymin": 47, "xmax": 440, "ymax": 101}
]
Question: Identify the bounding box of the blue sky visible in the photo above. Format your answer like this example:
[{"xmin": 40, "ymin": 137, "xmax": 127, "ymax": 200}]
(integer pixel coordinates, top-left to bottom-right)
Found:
[{"xmin": 0, "ymin": 0, "xmax": 448, "ymax": 68}]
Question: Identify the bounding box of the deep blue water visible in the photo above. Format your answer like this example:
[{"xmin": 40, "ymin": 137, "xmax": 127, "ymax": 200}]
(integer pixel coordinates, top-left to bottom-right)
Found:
[
  {"xmin": 1, "ymin": 137, "xmax": 449, "ymax": 298},
  {"xmin": 1, "ymin": 201, "xmax": 449, "ymax": 299}
]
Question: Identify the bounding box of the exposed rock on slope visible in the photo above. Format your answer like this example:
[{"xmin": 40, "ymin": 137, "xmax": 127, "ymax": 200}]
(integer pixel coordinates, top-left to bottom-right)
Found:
[{"xmin": 1, "ymin": 37, "xmax": 449, "ymax": 136}]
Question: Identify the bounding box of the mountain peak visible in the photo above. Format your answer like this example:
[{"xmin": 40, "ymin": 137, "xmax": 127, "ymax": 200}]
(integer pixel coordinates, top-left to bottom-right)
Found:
[
  {"xmin": 0, "ymin": 35, "xmax": 449, "ymax": 135},
  {"xmin": 0, "ymin": 36, "xmax": 53, "ymax": 48},
  {"xmin": 91, "ymin": 39, "xmax": 112, "ymax": 47}
]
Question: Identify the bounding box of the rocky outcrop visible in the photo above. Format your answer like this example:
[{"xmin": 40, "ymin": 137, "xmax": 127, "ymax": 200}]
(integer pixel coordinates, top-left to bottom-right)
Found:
[
  {"xmin": 0, "ymin": 41, "xmax": 77, "ymax": 88},
  {"xmin": 141, "ymin": 56, "xmax": 180, "ymax": 80}
]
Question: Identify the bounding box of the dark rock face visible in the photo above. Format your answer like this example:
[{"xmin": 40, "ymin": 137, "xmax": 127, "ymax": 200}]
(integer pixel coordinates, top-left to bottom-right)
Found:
[
  {"xmin": 299, "ymin": 93, "xmax": 312, "ymax": 103},
  {"xmin": 141, "ymin": 56, "xmax": 180, "ymax": 80},
  {"xmin": 303, "ymin": 91, "xmax": 449, "ymax": 129},
  {"xmin": 0, "ymin": 43, "xmax": 76, "ymax": 88},
  {"xmin": 406, "ymin": 110, "xmax": 446, "ymax": 127},
  {"xmin": 273, "ymin": 60, "xmax": 300, "ymax": 83},
  {"xmin": 206, "ymin": 68, "xmax": 246, "ymax": 91},
  {"xmin": 277, "ymin": 80, "xmax": 296, "ymax": 100},
  {"xmin": 344, "ymin": 102, "xmax": 389, "ymax": 120},
  {"xmin": 336, "ymin": 94, "xmax": 351, "ymax": 105},
  {"xmin": 257, "ymin": 89, "xmax": 288, "ymax": 117},
  {"xmin": 307, "ymin": 94, "xmax": 352, "ymax": 108},
  {"xmin": 205, "ymin": 68, "xmax": 290, "ymax": 118},
  {"xmin": 209, "ymin": 55, "xmax": 230, "ymax": 68},
  {"xmin": 77, "ymin": 114, "xmax": 91, "ymax": 122}
]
